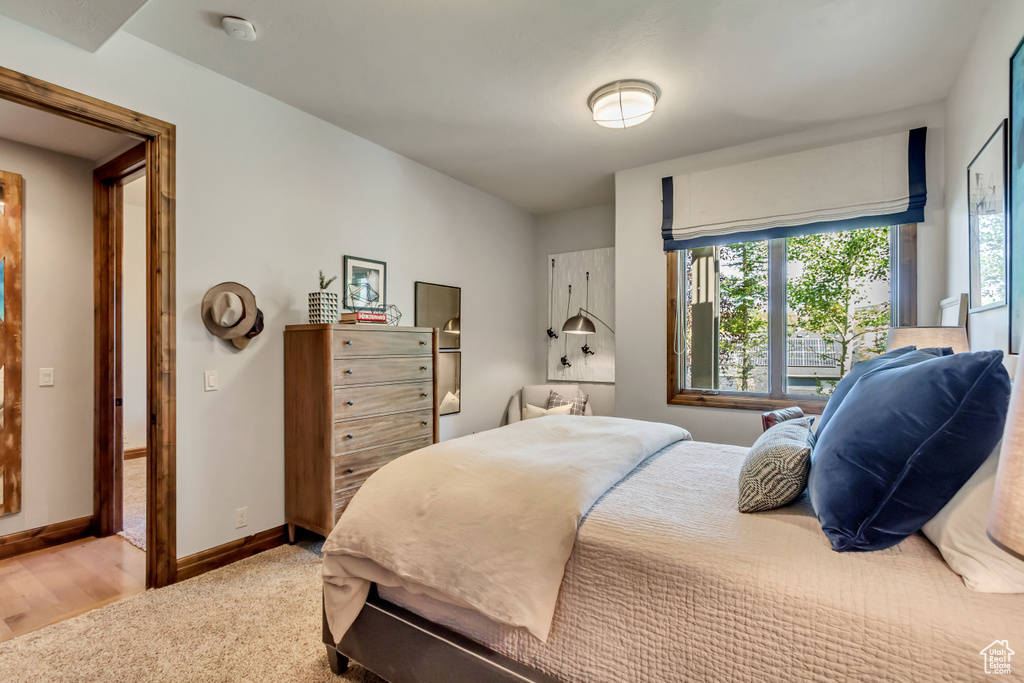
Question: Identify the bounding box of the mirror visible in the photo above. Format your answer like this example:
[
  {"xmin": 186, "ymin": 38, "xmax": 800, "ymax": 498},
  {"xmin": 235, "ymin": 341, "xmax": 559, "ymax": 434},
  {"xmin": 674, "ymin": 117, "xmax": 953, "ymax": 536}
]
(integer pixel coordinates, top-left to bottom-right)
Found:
[
  {"xmin": 0, "ymin": 172, "xmax": 22, "ymax": 517},
  {"xmin": 968, "ymin": 120, "xmax": 1008, "ymax": 313},
  {"xmin": 415, "ymin": 281, "xmax": 461, "ymax": 350},
  {"xmin": 437, "ymin": 352, "xmax": 461, "ymax": 416}
]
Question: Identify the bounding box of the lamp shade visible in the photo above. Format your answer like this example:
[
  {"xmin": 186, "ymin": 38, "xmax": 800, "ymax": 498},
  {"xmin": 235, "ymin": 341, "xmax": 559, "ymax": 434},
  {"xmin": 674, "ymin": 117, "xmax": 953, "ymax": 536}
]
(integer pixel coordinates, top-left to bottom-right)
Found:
[
  {"xmin": 443, "ymin": 317, "xmax": 460, "ymax": 334},
  {"xmin": 990, "ymin": 356, "xmax": 1024, "ymax": 560},
  {"xmin": 562, "ymin": 313, "xmax": 596, "ymax": 335},
  {"xmin": 588, "ymin": 80, "xmax": 660, "ymax": 129},
  {"xmin": 886, "ymin": 326, "xmax": 969, "ymax": 354}
]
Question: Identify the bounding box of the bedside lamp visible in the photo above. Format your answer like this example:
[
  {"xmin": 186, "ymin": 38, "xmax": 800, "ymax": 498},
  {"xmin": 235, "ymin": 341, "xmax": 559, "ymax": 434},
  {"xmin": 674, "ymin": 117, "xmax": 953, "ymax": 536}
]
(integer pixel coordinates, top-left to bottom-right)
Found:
[
  {"xmin": 990, "ymin": 357, "xmax": 1024, "ymax": 561},
  {"xmin": 886, "ymin": 326, "xmax": 969, "ymax": 354}
]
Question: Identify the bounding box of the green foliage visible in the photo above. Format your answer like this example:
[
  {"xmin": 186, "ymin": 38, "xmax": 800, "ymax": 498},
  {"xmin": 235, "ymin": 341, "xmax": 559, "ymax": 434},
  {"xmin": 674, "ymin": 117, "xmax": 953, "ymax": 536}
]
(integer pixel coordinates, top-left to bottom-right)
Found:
[
  {"xmin": 786, "ymin": 227, "xmax": 891, "ymax": 389},
  {"xmin": 318, "ymin": 270, "xmax": 338, "ymax": 290},
  {"xmin": 978, "ymin": 213, "xmax": 1006, "ymax": 305},
  {"xmin": 718, "ymin": 241, "xmax": 769, "ymax": 391}
]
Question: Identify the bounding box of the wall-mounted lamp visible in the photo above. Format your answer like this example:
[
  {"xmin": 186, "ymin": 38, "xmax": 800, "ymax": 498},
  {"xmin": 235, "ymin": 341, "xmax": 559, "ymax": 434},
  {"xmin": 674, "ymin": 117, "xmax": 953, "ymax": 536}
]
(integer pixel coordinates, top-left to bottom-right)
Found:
[{"xmin": 562, "ymin": 272, "xmax": 615, "ymax": 336}]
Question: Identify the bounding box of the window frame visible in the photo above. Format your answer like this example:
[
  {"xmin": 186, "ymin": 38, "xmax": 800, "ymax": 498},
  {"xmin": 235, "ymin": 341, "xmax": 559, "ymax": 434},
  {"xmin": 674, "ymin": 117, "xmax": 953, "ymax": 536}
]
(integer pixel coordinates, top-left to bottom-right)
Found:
[{"xmin": 666, "ymin": 224, "xmax": 918, "ymax": 413}]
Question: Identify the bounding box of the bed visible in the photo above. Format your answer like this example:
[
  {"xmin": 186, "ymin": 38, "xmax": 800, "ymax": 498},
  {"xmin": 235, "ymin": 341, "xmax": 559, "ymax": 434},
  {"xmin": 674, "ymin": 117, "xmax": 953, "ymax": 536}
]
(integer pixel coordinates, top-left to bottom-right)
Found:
[{"xmin": 321, "ymin": 418, "xmax": 1024, "ymax": 682}]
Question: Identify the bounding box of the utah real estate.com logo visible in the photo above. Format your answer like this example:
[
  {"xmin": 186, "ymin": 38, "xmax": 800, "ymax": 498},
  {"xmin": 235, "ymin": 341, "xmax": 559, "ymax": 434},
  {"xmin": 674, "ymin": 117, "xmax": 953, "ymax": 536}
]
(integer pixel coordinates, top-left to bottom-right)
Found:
[{"xmin": 980, "ymin": 640, "xmax": 1014, "ymax": 675}]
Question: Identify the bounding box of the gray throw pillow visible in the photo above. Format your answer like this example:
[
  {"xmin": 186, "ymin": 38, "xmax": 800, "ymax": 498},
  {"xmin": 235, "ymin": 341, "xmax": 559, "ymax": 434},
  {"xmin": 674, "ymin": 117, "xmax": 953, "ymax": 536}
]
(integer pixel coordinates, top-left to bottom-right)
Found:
[
  {"xmin": 738, "ymin": 417, "xmax": 813, "ymax": 513},
  {"xmin": 547, "ymin": 390, "xmax": 588, "ymax": 416}
]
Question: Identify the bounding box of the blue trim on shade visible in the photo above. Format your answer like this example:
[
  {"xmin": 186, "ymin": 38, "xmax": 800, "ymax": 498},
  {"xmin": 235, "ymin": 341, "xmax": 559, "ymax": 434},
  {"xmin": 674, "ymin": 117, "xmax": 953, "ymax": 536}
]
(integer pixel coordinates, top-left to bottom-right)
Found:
[
  {"xmin": 661, "ymin": 176, "xmax": 673, "ymax": 243},
  {"xmin": 662, "ymin": 127, "xmax": 928, "ymax": 251}
]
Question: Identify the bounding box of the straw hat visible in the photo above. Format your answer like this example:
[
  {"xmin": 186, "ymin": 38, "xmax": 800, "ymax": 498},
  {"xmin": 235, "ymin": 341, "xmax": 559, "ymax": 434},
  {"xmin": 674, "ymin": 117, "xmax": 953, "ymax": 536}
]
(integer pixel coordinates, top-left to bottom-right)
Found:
[{"xmin": 201, "ymin": 282, "xmax": 263, "ymax": 349}]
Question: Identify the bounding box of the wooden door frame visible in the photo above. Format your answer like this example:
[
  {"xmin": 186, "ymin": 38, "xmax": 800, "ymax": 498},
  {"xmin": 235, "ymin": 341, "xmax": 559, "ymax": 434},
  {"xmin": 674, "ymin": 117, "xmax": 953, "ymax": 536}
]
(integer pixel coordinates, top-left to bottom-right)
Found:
[
  {"xmin": 0, "ymin": 66, "xmax": 177, "ymax": 589},
  {"xmin": 94, "ymin": 144, "xmax": 145, "ymax": 540}
]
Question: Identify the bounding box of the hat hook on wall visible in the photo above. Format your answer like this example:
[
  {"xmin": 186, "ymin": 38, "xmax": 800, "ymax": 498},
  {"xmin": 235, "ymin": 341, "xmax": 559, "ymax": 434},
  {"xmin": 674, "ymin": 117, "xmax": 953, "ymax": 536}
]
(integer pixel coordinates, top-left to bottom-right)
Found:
[{"xmin": 201, "ymin": 282, "xmax": 265, "ymax": 350}]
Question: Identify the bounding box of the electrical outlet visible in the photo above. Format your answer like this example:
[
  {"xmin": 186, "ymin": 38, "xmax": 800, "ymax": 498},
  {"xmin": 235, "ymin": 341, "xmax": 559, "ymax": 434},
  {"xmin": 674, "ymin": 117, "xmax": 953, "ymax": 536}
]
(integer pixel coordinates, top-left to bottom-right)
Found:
[
  {"xmin": 235, "ymin": 507, "xmax": 248, "ymax": 529},
  {"xmin": 123, "ymin": 433, "xmax": 129, "ymax": 445}
]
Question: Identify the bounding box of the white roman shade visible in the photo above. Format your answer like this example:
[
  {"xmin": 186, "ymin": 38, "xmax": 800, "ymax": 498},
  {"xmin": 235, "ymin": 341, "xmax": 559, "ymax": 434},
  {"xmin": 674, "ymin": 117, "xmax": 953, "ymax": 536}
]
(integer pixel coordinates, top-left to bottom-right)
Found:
[{"xmin": 662, "ymin": 128, "xmax": 927, "ymax": 250}]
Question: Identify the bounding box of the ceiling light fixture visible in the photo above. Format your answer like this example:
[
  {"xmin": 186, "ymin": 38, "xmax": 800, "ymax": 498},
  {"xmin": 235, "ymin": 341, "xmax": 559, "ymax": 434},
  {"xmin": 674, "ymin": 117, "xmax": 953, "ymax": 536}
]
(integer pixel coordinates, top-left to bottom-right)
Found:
[{"xmin": 587, "ymin": 79, "xmax": 660, "ymax": 129}]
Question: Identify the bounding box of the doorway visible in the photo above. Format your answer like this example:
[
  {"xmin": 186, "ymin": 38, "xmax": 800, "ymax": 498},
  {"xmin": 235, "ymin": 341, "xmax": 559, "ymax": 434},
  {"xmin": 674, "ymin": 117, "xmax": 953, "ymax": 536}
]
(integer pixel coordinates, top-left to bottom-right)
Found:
[{"xmin": 0, "ymin": 65, "xmax": 178, "ymax": 589}]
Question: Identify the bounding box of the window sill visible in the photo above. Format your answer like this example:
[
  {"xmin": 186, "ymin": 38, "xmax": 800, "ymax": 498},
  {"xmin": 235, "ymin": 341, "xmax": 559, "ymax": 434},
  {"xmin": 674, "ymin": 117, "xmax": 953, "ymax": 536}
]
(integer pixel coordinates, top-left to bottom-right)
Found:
[{"xmin": 668, "ymin": 391, "xmax": 826, "ymax": 415}]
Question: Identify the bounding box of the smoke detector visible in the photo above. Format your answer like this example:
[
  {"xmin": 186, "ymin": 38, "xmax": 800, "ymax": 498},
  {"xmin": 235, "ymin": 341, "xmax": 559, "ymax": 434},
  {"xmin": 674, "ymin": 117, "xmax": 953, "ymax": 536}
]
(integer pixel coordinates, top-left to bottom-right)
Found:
[{"xmin": 222, "ymin": 17, "xmax": 257, "ymax": 41}]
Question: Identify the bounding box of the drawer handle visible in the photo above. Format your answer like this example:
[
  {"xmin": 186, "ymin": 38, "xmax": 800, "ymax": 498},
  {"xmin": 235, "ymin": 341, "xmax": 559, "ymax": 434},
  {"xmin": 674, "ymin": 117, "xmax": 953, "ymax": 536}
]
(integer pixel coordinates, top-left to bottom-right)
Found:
[
  {"xmin": 419, "ymin": 366, "xmax": 427, "ymax": 371},
  {"xmin": 346, "ymin": 400, "xmax": 354, "ymax": 406},
  {"xmin": 421, "ymin": 420, "xmax": 429, "ymax": 426},
  {"xmin": 344, "ymin": 340, "xmax": 353, "ymax": 346},
  {"xmin": 347, "ymin": 467, "xmax": 354, "ymax": 474},
  {"xmin": 420, "ymin": 392, "xmax": 428, "ymax": 398},
  {"xmin": 345, "ymin": 433, "xmax": 354, "ymax": 440},
  {"xmin": 419, "ymin": 340, "xmax": 427, "ymax": 346},
  {"xmin": 345, "ymin": 369, "xmax": 354, "ymax": 375}
]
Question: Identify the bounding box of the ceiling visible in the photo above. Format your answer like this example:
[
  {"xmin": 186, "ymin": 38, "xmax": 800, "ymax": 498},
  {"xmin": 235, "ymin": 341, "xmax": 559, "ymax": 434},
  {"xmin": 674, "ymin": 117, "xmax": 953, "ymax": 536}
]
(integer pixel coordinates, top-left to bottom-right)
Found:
[
  {"xmin": 0, "ymin": 0, "xmax": 147, "ymax": 51},
  {"xmin": 0, "ymin": 1, "xmax": 990, "ymax": 214},
  {"xmin": 0, "ymin": 98, "xmax": 140, "ymax": 162}
]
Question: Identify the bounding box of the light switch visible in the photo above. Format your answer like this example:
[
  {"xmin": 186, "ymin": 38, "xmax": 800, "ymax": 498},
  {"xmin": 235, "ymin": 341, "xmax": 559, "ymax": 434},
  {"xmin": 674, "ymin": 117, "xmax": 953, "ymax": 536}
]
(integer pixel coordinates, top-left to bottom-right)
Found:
[
  {"xmin": 204, "ymin": 370, "xmax": 218, "ymax": 392},
  {"xmin": 39, "ymin": 368, "xmax": 54, "ymax": 387}
]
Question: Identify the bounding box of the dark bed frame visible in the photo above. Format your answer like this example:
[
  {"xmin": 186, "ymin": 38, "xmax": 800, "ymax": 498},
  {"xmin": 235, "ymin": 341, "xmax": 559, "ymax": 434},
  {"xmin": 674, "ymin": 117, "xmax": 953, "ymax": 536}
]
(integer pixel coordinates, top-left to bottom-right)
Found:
[{"xmin": 323, "ymin": 586, "xmax": 562, "ymax": 683}]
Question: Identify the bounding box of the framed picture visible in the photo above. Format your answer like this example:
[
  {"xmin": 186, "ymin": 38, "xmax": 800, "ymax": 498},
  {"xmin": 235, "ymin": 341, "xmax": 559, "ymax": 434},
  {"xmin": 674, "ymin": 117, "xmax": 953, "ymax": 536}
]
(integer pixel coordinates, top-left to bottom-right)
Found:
[
  {"xmin": 968, "ymin": 120, "xmax": 1008, "ymax": 313},
  {"xmin": 1009, "ymin": 35, "xmax": 1024, "ymax": 353},
  {"xmin": 343, "ymin": 256, "xmax": 386, "ymax": 310},
  {"xmin": 415, "ymin": 281, "xmax": 461, "ymax": 350},
  {"xmin": 437, "ymin": 352, "xmax": 461, "ymax": 416}
]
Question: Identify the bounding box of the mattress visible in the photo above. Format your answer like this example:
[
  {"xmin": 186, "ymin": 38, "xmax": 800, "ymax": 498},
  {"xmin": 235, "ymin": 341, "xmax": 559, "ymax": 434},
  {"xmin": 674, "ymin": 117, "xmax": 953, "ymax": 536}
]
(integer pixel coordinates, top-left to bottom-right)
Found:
[{"xmin": 360, "ymin": 440, "xmax": 1024, "ymax": 682}]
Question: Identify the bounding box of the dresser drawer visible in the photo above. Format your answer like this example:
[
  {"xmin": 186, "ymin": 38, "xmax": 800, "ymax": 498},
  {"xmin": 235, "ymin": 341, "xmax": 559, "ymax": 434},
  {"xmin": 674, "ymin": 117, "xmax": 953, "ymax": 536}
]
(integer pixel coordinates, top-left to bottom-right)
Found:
[
  {"xmin": 332, "ymin": 436, "xmax": 433, "ymax": 521},
  {"xmin": 333, "ymin": 436, "xmax": 432, "ymax": 495},
  {"xmin": 333, "ymin": 330, "xmax": 432, "ymax": 358},
  {"xmin": 334, "ymin": 383, "xmax": 433, "ymax": 419},
  {"xmin": 334, "ymin": 408, "xmax": 434, "ymax": 453},
  {"xmin": 333, "ymin": 356, "xmax": 432, "ymax": 386}
]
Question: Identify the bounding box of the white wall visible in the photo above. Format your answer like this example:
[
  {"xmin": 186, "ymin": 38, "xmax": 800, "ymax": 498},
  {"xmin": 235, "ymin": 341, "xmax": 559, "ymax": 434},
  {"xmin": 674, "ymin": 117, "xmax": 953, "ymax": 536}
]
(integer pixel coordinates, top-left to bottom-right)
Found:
[
  {"xmin": 535, "ymin": 204, "xmax": 615, "ymax": 416},
  {"xmin": 615, "ymin": 102, "xmax": 946, "ymax": 447},
  {"xmin": 122, "ymin": 191, "xmax": 146, "ymax": 451},
  {"xmin": 944, "ymin": 0, "xmax": 1024, "ymax": 354},
  {"xmin": 0, "ymin": 18, "xmax": 538, "ymax": 556},
  {"xmin": 0, "ymin": 137, "xmax": 94, "ymax": 537}
]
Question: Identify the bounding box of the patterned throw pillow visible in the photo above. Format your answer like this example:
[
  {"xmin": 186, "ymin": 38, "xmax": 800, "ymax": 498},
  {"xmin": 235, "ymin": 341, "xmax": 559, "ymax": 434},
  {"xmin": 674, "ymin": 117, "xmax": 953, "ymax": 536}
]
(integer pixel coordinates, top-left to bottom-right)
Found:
[
  {"xmin": 738, "ymin": 417, "xmax": 813, "ymax": 513},
  {"xmin": 547, "ymin": 390, "xmax": 589, "ymax": 416}
]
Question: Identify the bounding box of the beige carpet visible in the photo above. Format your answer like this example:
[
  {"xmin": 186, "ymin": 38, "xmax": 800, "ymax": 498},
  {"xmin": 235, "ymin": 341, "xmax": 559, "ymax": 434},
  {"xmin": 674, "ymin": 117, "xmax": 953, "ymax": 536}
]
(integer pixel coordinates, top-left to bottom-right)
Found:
[
  {"xmin": 0, "ymin": 544, "xmax": 385, "ymax": 682},
  {"xmin": 118, "ymin": 456, "xmax": 146, "ymax": 550}
]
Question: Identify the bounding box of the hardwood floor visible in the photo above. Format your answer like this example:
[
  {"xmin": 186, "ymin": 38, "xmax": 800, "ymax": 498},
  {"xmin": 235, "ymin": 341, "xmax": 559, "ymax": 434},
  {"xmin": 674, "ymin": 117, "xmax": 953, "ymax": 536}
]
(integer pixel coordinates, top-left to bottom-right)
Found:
[{"xmin": 0, "ymin": 535, "xmax": 145, "ymax": 642}]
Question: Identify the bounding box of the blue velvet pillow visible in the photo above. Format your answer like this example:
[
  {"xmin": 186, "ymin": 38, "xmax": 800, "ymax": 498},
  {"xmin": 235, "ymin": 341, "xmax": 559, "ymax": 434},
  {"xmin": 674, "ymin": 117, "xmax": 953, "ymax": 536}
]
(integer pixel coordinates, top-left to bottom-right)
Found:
[
  {"xmin": 808, "ymin": 350, "xmax": 1010, "ymax": 552},
  {"xmin": 815, "ymin": 345, "xmax": 948, "ymax": 437}
]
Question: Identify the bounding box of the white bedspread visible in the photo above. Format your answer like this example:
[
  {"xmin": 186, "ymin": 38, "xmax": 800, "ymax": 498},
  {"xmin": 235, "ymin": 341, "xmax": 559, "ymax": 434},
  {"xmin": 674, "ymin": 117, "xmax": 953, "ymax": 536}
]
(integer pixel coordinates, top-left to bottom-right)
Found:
[
  {"xmin": 322, "ymin": 415, "xmax": 690, "ymax": 642},
  {"xmin": 374, "ymin": 440, "xmax": 1024, "ymax": 682}
]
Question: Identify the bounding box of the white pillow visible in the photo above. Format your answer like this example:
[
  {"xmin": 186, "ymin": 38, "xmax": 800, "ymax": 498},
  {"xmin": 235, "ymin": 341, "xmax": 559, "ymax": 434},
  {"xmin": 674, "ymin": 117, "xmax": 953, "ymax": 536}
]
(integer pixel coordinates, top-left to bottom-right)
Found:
[
  {"xmin": 439, "ymin": 391, "xmax": 459, "ymax": 413},
  {"xmin": 522, "ymin": 402, "xmax": 573, "ymax": 421},
  {"xmin": 922, "ymin": 443, "xmax": 1024, "ymax": 593}
]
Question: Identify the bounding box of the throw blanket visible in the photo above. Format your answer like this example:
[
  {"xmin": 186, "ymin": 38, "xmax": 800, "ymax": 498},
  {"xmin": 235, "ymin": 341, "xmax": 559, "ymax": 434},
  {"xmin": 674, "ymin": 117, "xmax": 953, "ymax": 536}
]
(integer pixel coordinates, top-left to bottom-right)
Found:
[{"xmin": 322, "ymin": 415, "xmax": 690, "ymax": 642}]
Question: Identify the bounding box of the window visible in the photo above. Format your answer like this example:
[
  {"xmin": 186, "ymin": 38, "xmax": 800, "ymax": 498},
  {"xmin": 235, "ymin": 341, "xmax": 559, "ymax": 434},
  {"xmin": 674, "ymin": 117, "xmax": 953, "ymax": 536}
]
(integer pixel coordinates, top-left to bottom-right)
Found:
[{"xmin": 667, "ymin": 225, "xmax": 917, "ymax": 412}]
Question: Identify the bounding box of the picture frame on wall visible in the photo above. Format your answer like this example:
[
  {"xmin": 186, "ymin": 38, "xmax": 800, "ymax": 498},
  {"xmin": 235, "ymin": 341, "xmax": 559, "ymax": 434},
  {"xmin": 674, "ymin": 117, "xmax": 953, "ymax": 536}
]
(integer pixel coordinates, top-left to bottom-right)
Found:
[
  {"xmin": 1008, "ymin": 35, "xmax": 1024, "ymax": 353},
  {"xmin": 343, "ymin": 255, "xmax": 387, "ymax": 310},
  {"xmin": 968, "ymin": 120, "xmax": 1008, "ymax": 314}
]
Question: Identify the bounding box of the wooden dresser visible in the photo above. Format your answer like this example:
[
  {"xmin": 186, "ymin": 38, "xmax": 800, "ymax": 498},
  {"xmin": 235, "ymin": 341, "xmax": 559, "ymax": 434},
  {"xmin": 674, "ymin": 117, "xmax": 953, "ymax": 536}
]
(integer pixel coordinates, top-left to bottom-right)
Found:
[{"xmin": 284, "ymin": 324, "xmax": 439, "ymax": 540}]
